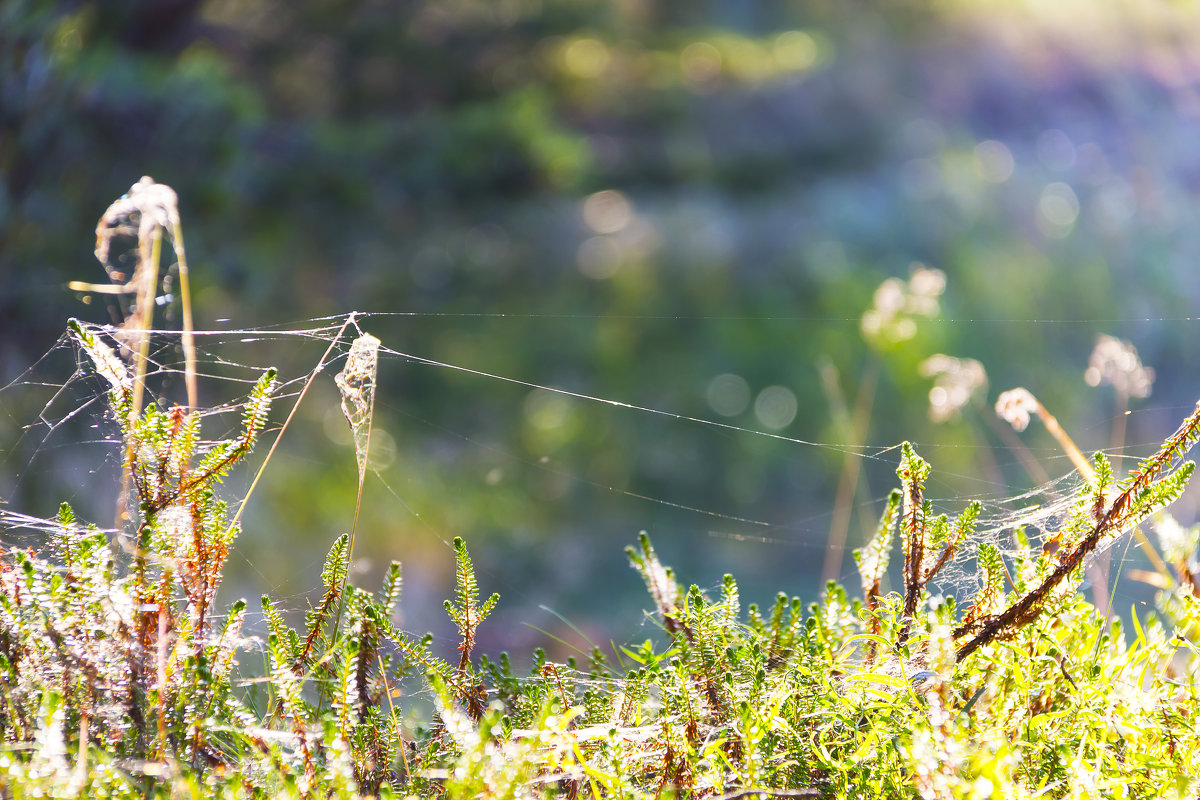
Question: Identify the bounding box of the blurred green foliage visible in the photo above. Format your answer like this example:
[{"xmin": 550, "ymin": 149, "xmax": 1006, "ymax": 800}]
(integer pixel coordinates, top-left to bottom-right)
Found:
[{"xmin": 4, "ymin": 0, "xmax": 1200, "ymax": 645}]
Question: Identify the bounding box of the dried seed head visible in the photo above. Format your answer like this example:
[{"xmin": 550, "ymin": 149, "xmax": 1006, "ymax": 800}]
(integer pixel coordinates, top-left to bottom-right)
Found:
[
  {"xmin": 907, "ymin": 266, "xmax": 946, "ymax": 312},
  {"xmin": 1084, "ymin": 334, "xmax": 1154, "ymax": 399},
  {"xmin": 95, "ymin": 176, "xmax": 180, "ymax": 267},
  {"xmin": 995, "ymin": 387, "xmax": 1041, "ymax": 433},
  {"xmin": 919, "ymin": 355, "xmax": 988, "ymax": 423},
  {"xmin": 861, "ymin": 264, "xmax": 946, "ymax": 346}
]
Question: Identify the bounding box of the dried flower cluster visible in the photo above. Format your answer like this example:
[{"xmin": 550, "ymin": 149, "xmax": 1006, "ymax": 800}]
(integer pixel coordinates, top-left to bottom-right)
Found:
[
  {"xmin": 1084, "ymin": 333, "xmax": 1155, "ymax": 399},
  {"xmin": 994, "ymin": 387, "xmax": 1042, "ymax": 432},
  {"xmin": 860, "ymin": 264, "xmax": 946, "ymax": 346},
  {"xmin": 919, "ymin": 354, "xmax": 987, "ymax": 422}
]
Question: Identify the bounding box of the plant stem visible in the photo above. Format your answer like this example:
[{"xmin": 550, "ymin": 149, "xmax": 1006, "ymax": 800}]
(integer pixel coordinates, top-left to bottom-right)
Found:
[
  {"xmin": 115, "ymin": 225, "xmax": 162, "ymax": 533},
  {"xmin": 330, "ymin": 369, "xmax": 374, "ymax": 652},
  {"xmin": 170, "ymin": 219, "xmax": 198, "ymax": 411},
  {"xmin": 226, "ymin": 313, "xmax": 357, "ymax": 536},
  {"xmin": 819, "ymin": 358, "xmax": 877, "ymax": 585}
]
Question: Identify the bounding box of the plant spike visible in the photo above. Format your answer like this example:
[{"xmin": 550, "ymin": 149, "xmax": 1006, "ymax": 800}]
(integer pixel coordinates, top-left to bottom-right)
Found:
[
  {"xmin": 855, "ymin": 489, "xmax": 902, "ymax": 658},
  {"xmin": 67, "ymin": 320, "xmax": 133, "ymax": 426},
  {"xmin": 719, "ymin": 573, "xmax": 740, "ymax": 625},
  {"xmin": 441, "ymin": 537, "xmax": 498, "ymax": 719},
  {"xmin": 301, "ymin": 534, "xmax": 351, "ymax": 669},
  {"xmin": 923, "ymin": 500, "xmax": 981, "ymax": 584},
  {"xmin": 855, "ymin": 489, "xmax": 901, "ymax": 611},
  {"xmin": 380, "ymin": 561, "xmax": 403, "ymax": 618},
  {"xmin": 897, "ymin": 442, "xmax": 930, "ymax": 643},
  {"xmin": 626, "ymin": 531, "xmax": 684, "ymax": 638}
]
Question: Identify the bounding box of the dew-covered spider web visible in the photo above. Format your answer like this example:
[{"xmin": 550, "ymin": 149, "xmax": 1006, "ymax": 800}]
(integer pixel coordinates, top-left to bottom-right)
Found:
[{"xmin": 2, "ymin": 309, "xmax": 1198, "ymax": 661}]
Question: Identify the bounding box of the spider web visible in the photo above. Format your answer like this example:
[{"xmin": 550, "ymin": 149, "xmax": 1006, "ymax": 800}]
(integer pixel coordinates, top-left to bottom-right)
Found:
[{"xmin": 1, "ymin": 311, "xmax": 1196, "ymax": 661}]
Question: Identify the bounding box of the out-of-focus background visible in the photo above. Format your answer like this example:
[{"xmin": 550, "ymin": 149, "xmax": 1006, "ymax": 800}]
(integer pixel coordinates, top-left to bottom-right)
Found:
[{"xmin": 3, "ymin": 0, "xmax": 1200, "ymax": 659}]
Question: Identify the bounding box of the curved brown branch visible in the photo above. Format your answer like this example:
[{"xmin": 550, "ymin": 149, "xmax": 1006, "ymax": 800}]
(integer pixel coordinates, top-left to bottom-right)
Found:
[{"xmin": 956, "ymin": 398, "xmax": 1200, "ymax": 660}]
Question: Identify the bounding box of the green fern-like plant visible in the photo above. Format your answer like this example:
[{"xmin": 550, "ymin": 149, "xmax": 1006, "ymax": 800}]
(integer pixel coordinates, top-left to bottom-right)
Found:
[{"xmin": 0, "ymin": 321, "xmax": 277, "ymax": 783}]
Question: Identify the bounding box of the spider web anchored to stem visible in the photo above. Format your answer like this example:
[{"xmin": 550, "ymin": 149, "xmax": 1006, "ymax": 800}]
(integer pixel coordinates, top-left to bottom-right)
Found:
[
  {"xmin": 1, "ymin": 310, "xmax": 1196, "ymax": 644},
  {"xmin": 907, "ymin": 470, "xmax": 1096, "ymax": 598},
  {"xmin": 336, "ymin": 332, "xmax": 381, "ymax": 486}
]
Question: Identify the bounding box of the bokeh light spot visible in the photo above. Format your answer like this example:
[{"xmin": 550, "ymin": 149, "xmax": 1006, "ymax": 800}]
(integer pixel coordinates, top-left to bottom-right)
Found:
[
  {"xmin": 366, "ymin": 428, "xmax": 397, "ymax": 471},
  {"xmin": 562, "ymin": 38, "xmax": 611, "ymax": 79},
  {"xmin": 772, "ymin": 31, "xmax": 818, "ymax": 72},
  {"xmin": 582, "ymin": 189, "xmax": 633, "ymax": 234},
  {"xmin": 754, "ymin": 385, "xmax": 798, "ymax": 430},
  {"xmin": 1037, "ymin": 129, "xmax": 1076, "ymax": 172},
  {"xmin": 707, "ymin": 374, "xmax": 751, "ymax": 417},
  {"xmin": 681, "ymin": 42, "xmax": 722, "ymax": 85},
  {"xmin": 1038, "ymin": 182, "xmax": 1080, "ymax": 237},
  {"xmin": 577, "ymin": 236, "xmax": 623, "ymax": 279},
  {"xmin": 974, "ymin": 140, "xmax": 1015, "ymax": 183},
  {"xmin": 525, "ymin": 389, "xmax": 571, "ymax": 431}
]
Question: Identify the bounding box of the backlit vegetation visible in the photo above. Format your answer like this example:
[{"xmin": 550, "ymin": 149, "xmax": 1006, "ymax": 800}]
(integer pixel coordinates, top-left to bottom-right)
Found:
[{"xmin": 2, "ymin": 187, "xmax": 1200, "ymax": 799}]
